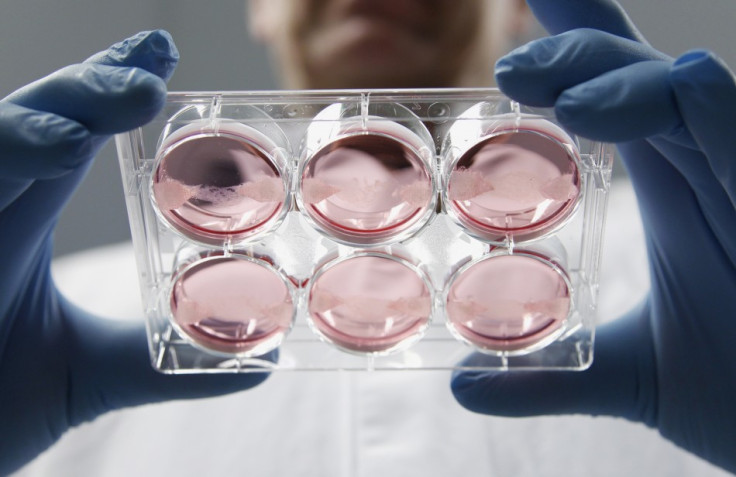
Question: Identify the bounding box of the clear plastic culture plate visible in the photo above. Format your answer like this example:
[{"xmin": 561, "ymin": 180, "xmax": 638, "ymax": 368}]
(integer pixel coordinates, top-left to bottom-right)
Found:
[{"xmin": 114, "ymin": 88, "xmax": 614, "ymax": 373}]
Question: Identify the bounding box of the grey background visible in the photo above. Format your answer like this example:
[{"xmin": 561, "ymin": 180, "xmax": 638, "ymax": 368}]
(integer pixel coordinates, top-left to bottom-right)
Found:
[{"xmin": 0, "ymin": 0, "xmax": 734, "ymax": 257}]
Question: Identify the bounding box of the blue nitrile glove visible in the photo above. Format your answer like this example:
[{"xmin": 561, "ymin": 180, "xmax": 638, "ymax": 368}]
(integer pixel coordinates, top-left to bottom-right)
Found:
[
  {"xmin": 451, "ymin": 0, "xmax": 736, "ymax": 473},
  {"xmin": 0, "ymin": 31, "xmax": 270, "ymax": 475}
]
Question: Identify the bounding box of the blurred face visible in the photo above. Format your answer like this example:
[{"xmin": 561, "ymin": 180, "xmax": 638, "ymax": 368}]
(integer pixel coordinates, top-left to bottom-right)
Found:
[{"xmin": 250, "ymin": 0, "xmax": 523, "ymax": 89}]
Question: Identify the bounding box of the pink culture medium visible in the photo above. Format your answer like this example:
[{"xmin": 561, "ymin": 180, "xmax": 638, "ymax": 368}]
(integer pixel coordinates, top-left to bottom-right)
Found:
[
  {"xmin": 308, "ymin": 254, "xmax": 432, "ymax": 354},
  {"xmin": 446, "ymin": 252, "xmax": 570, "ymax": 353},
  {"xmin": 170, "ymin": 255, "xmax": 294, "ymax": 356},
  {"xmin": 447, "ymin": 130, "xmax": 580, "ymax": 243},
  {"xmin": 300, "ymin": 132, "xmax": 434, "ymax": 244},
  {"xmin": 153, "ymin": 127, "xmax": 286, "ymax": 245}
]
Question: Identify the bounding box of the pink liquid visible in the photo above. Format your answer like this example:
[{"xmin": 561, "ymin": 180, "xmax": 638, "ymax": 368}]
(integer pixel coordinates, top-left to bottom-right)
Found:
[
  {"xmin": 446, "ymin": 252, "xmax": 570, "ymax": 352},
  {"xmin": 153, "ymin": 130, "xmax": 285, "ymax": 245},
  {"xmin": 300, "ymin": 133, "xmax": 433, "ymax": 244},
  {"xmin": 447, "ymin": 130, "xmax": 580, "ymax": 242},
  {"xmin": 308, "ymin": 254, "xmax": 432, "ymax": 354},
  {"xmin": 170, "ymin": 255, "xmax": 293, "ymax": 355}
]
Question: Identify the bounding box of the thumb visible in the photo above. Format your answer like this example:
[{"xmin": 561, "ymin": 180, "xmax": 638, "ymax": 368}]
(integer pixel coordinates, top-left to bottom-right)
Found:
[
  {"xmin": 62, "ymin": 296, "xmax": 272, "ymax": 426},
  {"xmin": 451, "ymin": 301, "xmax": 657, "ymax": 426},
  {"xmin": 85, "ymin": 29, "xmax": 179, "ymax": 81}
]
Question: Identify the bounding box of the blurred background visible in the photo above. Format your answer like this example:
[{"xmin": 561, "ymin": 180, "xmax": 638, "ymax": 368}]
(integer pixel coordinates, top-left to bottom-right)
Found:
[{"xmin": 1, "ymin": 0, "xmax": 734, "ymax": 257}]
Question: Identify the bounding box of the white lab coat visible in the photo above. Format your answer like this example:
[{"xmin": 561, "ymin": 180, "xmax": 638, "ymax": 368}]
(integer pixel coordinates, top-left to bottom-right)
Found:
[{"xmin": 14, "ymin": 179, "xmax": 730, "ymax": 477}]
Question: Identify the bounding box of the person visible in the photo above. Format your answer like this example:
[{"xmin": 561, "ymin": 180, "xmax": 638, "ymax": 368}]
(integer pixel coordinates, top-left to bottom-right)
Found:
[
  {"xmin": 2, "ymin": 0, "xmax": 735, "ymax": 475},
  {"xmin": 247, "ymin": 0, "xmax": 525, "ymax": 89}
]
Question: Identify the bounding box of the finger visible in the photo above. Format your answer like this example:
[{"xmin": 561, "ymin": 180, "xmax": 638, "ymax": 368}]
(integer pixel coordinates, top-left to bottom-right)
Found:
[
  {"xmin": 670, "ymin": 51, "xmax": 736, "ymax": 208},
  {"xmin": 90, "ymin": 322, "xmax": 272, "ymax": 410},
  {"xmin": 0, "ymin": 105, "xmax": 107, "ymax": 260},
  {"xmin": 646, "ymin": 138, "xmax": 736, "ymax": 267},
  {"xmin": 2, "ymin": 30, "xmax": 178, "ymax": 135},
  {"xmin": 62, "ymin": 297, "xmax": 272, "ymax": 425},
  {"xmin": 551, "ymin": 54, "xmax": 736, "ymax": 257},
  {"xmin": 451, "ymin": 302, "xmax": 658, "ymax": 425},
  {"xmin": 0, "ymin": 105, "xmax": 102, "ymax": 277},
  {"xmin": 1, "ymin": 154, "xmax": 101, "ymax": 260},
  {"xmin": 0, "ymin": 177, "xmax": 31, "ymax": 211},
  {"xmin": 496, "ymin": 29, "xmax": 669, "ymax": 107},
  {"xmin": 553, "ymin": 51, "xmax": 736, "ymax": 262},
  {"xmin": 3, "ymin": 63, "xmax": 166, "ymax": 135},
  {"xmin": 618, "ymin": 140, "xmax": 698, "ymax": 250},
  {"xmin": 0, "ymin": 102, "xmax": 95, "ymax": 179},
  {"xmin": 526, "ymin": 0, "xmax": 645, "ymax": 41},
  {"xmin": 618, "ymin": 140, "xmax": 736, "ymax": 289},
  {"xmin": 553, "ymin": 60, "xmax": 683, "ymax": 142},
  {"xmin": 85, "ymin": 30, "xmax": 179, "ymax": 81}
]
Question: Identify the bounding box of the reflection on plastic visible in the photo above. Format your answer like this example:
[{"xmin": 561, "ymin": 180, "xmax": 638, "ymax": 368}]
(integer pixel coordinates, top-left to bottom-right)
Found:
[
  {"xmin": 446, "ymin": 251, "xmax": 570, "ymax": 353},
  {"xmin": 170, "ymin": 255, "xmax": 294, "ymax": 356},
  {"xmin": 447, "ymin": 131, "xmax": 580, "ymax": 242},
  {"xmin": 153, "ymin": 123, "xmax": 287, "ymax": 245},
  {"xmin": 307, "ymin": 253, "xmax": 432, "ymax": 354},
  {"xmin": 299, "ymin": 114, "xmax": 436, "ymax": 245}
]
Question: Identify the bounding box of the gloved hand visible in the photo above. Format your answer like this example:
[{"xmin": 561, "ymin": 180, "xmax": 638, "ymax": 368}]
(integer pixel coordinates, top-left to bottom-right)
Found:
[
  {"xmin": 0, "ymin": 31, "xmax": 269, "ymax": 475},
  {"xmin": 451, "ymin": 0, "xmax": 736, "ymax": 473}
]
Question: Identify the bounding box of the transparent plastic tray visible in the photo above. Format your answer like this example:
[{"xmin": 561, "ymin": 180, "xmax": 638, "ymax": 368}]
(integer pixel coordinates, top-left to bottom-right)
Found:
[{"xmin": 114, "ymin": 88, "xmax": 614, "ymax": 373}]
